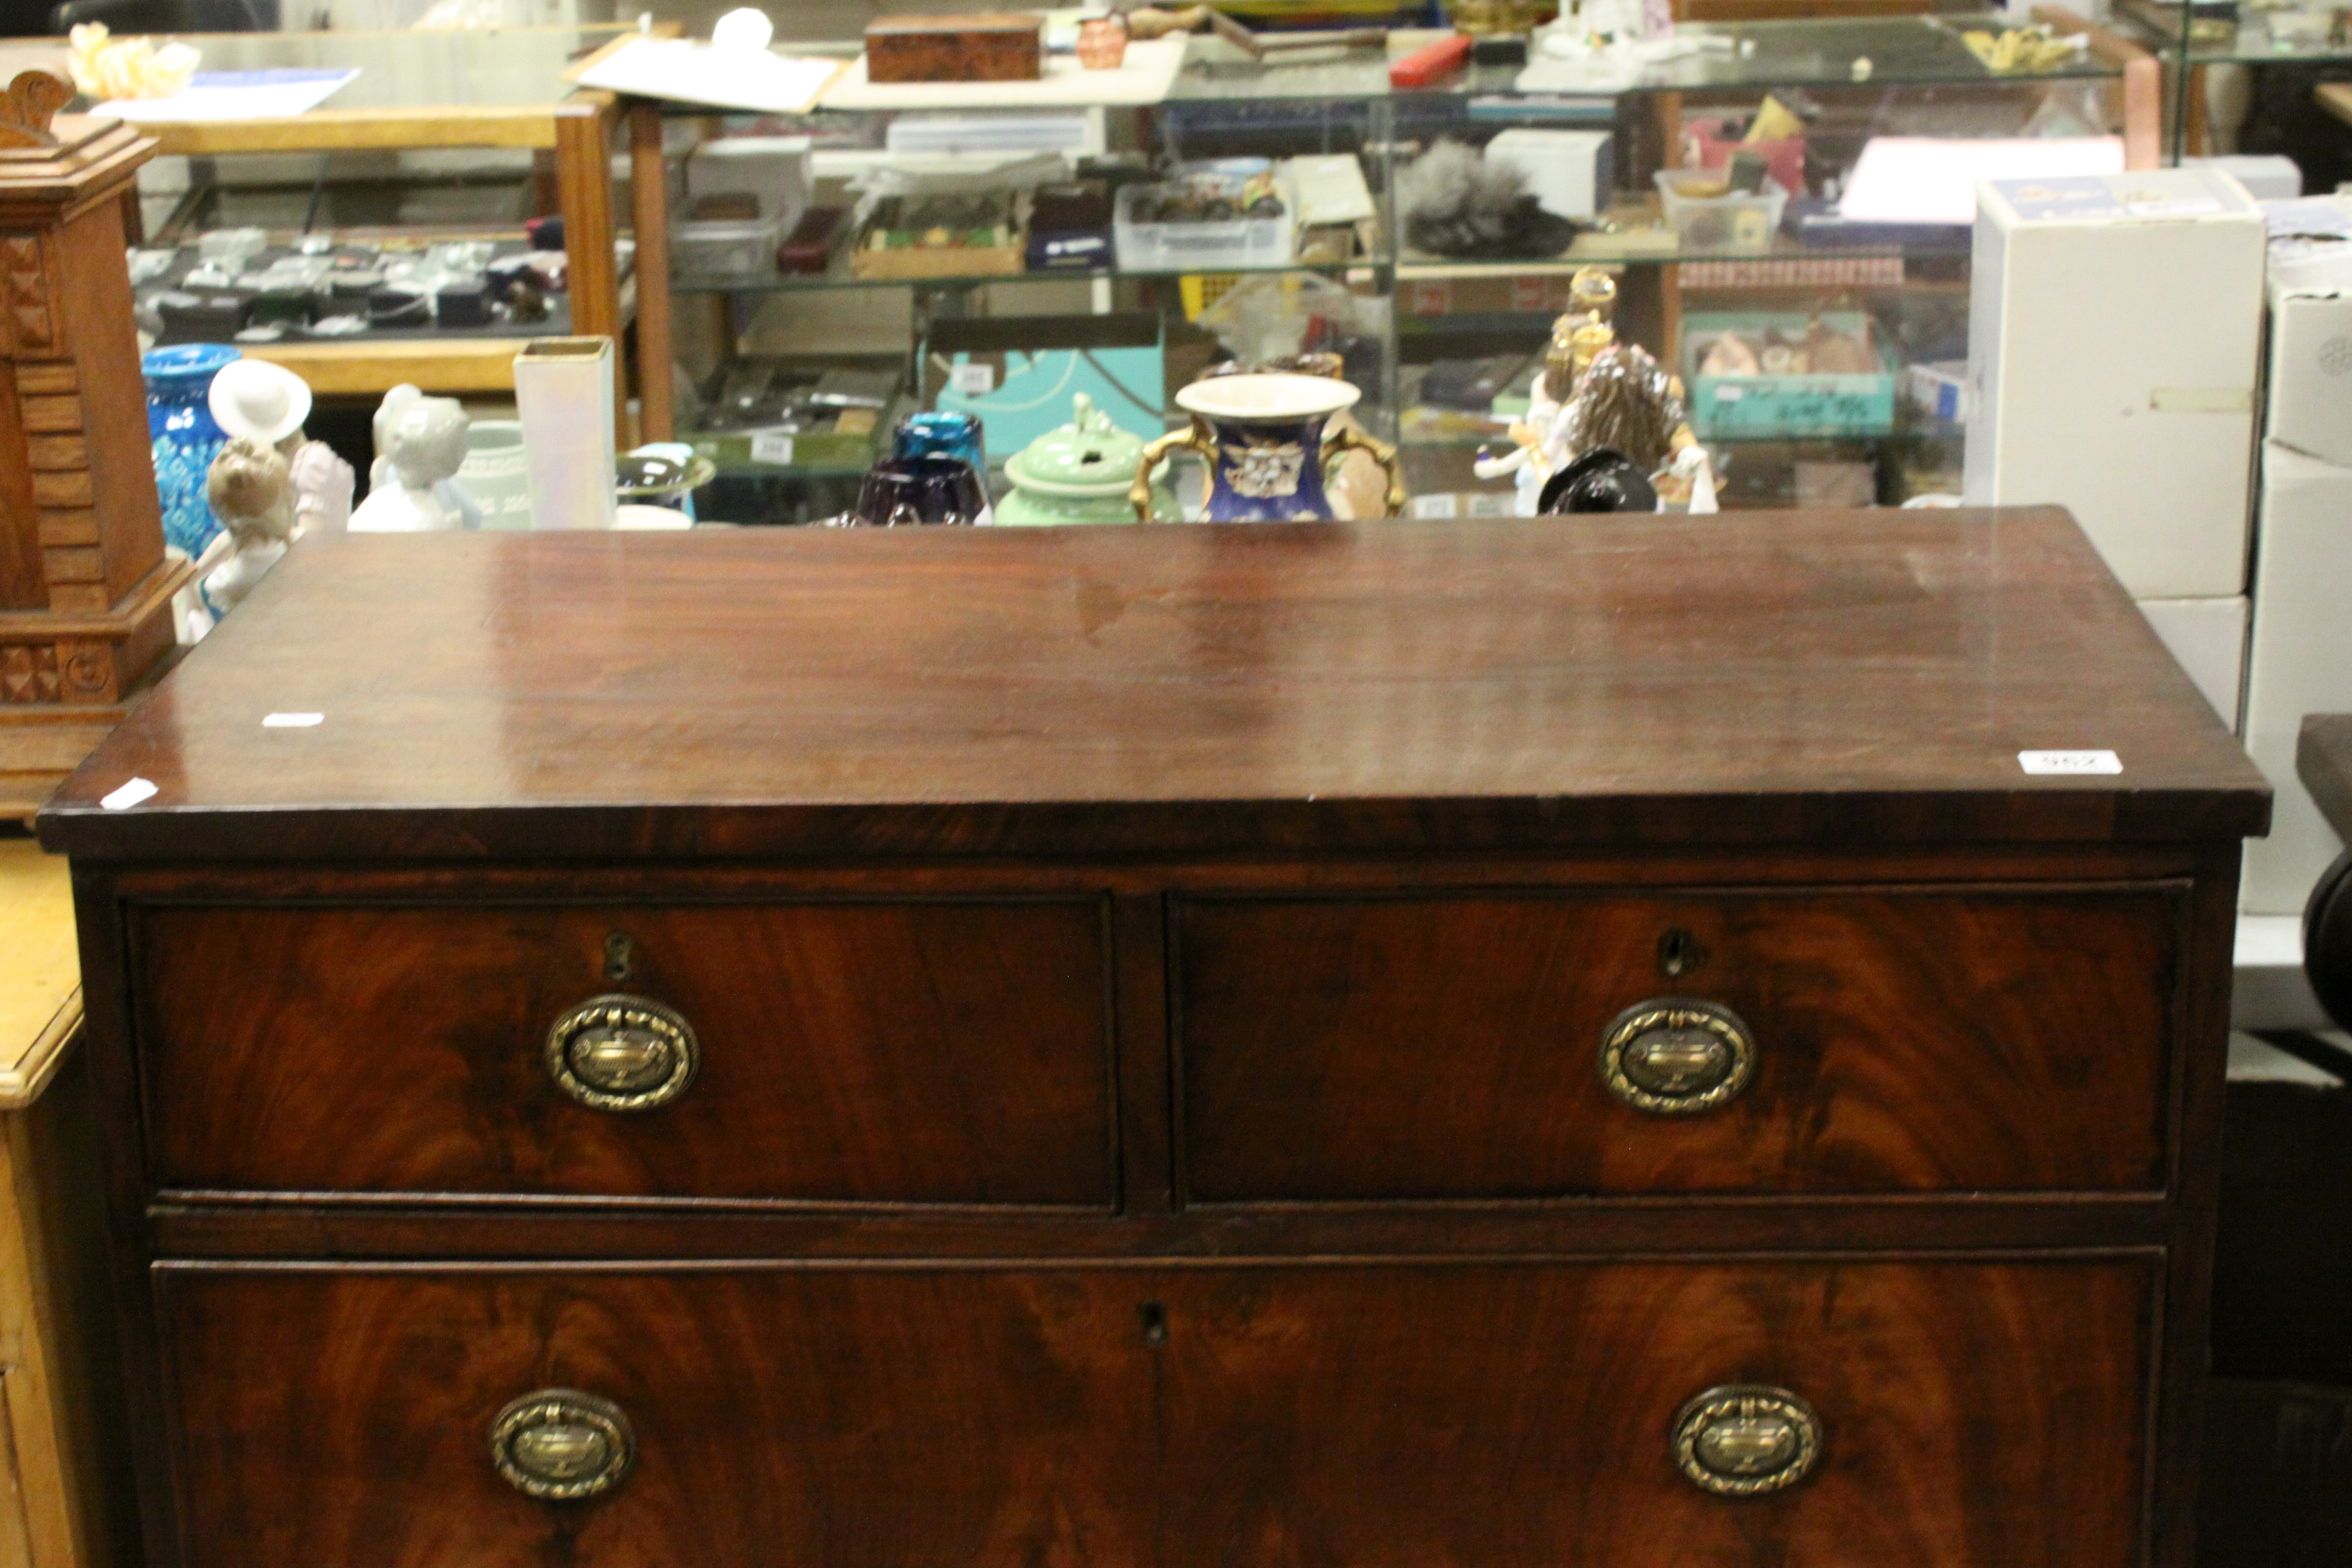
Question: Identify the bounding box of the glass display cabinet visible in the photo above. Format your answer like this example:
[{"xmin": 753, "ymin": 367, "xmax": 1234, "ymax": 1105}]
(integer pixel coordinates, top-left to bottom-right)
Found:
[
  {"xmin": 623, "ymin": 10, "xmax": 2158, "ymax": 523},
  {"xmin": 83, "ymin": 23, "xmax": 653, "ymax": 413}
]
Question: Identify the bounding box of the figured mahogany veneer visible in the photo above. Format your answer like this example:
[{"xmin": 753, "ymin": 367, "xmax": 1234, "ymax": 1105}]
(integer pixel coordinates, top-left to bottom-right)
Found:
[
  {"xmin": 1176, "ymin": 886, "xmax": 2183, "ymax": 1200},
  {"xmin": 133, "ymin": 899, "xmax": 1114, "ymax": 1205},
  {"xmin": 161, "ymin": 1258, "xmax": 2149, "ymax": 1568},
  {"xmin": 39, "ymin": 515, "xmax": 2267, "ymax": 1568}
]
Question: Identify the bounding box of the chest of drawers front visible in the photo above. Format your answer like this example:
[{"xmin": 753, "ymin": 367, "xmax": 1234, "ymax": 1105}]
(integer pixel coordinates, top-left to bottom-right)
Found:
[{"xmin": 42, "ymin": 515, "xmax": 2265, "ymax": 1568}]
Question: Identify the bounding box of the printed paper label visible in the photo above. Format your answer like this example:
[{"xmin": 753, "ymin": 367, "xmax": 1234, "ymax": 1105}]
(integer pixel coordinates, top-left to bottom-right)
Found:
[
  {"xmin": 1411, "ymin": 493, "xmax": 1461, "ymax": 520},
  {"xmin": 750, "ymin": 432, "xmax": 796, "ymax": 466},
  {"xmin": 2018, "ymin": 750, "xmax": 2122, "ymax": 775},
  {"xmin": 950, "ymin": 362, "xmax": 996, "ymax": 397},
  {"xmin": 100, "ymin": 777, "xmax": 158, "ymax": 810}
]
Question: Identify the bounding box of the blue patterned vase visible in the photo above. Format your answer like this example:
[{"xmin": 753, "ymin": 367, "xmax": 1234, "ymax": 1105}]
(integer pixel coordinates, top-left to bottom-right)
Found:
[
  {"xmin": 1153, "ymin": 372, "xmax": 1401, "ymax": 523},
  {"xmin": 143, "ymin": 344, "xmax": 240, "ymax": 558}
]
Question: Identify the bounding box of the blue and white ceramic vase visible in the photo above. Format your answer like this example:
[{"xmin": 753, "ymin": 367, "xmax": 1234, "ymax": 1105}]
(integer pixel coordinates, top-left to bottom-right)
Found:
[
  {"xmin": 143, "ymin": 344, "xmax": 241, "ymax": 557},
  {"xmin": 1136, "ymin": 372, "xmax": 1403, "ymax": 522}
]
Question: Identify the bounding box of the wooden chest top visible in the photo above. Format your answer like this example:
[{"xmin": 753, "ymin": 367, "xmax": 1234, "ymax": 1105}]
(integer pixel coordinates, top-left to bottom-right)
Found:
[{"xmin": 37, "ymin": 510, "xmax": 2267, "ymax": 862}]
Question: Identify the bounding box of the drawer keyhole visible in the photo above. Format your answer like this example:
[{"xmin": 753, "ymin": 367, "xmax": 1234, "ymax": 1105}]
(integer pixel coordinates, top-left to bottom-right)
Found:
[
  {"xmin": 604, "ymin": 932, "xmax": 634, "ymax": 984},
  {"xmin": 1657, "ymin": 928, "xmax": 1705, "ymax": 979},
  {"xmin": 1138, "ymin": 1301, "xmax": 1169, "ymax": 1348}
]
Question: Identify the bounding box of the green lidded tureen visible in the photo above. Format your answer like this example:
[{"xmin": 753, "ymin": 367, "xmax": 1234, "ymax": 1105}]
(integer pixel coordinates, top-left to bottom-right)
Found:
[{"xmin": 998, "ymin": 393, "xmax": 1181, "ymax": 525}]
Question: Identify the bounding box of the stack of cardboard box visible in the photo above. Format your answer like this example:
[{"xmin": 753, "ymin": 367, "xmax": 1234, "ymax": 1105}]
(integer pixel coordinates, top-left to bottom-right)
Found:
[
  {"xmin": 1966, "ymin": 168, "xmax": 2261, "ymax": 739},
  {"xmin": 2243, "ymin": 201, "xmax": 2352, "ymax": 917}
]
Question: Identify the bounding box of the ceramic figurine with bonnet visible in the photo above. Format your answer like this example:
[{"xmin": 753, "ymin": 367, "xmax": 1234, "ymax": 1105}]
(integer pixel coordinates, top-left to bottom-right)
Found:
[{"xmin": 209, "ymin": 359, "xmax": 353, "ymax": 536}]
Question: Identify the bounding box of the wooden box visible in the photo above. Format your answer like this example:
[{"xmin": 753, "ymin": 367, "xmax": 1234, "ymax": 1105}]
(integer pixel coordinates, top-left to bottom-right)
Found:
[{"xmin": 864, "ymin": 13, "xmax": 1043, "ymax": 83}]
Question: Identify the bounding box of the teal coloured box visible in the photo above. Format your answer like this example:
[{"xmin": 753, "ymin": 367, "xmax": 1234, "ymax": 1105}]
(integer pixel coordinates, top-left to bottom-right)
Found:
[{"xmin": 1682, "ymin": 311, "xmax": 1896, "ymax": 440}]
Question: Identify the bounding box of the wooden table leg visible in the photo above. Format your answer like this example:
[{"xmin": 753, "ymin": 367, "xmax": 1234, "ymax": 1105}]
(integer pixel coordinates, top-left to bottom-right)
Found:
[
  {"xmin": 629, "ymin": 100, "xmax": 676, "ymax": 443},
  {"xmin": 555, "ymin": 94, "xmax": 629, "ymax": 442}
]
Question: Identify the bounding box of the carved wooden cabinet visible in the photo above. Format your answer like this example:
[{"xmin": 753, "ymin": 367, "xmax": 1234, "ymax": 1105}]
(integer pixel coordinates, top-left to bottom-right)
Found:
[
  {"xmin": 40, "ymin": 511, "xmax": 2267, "ymax": 1568},
  {"xmin": 0, "ymin": 87, "xmax": 190, "ymax": 815}
]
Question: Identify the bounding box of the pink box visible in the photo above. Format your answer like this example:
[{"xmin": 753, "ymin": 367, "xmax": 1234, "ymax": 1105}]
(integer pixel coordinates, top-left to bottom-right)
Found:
[{"xmin": 1682, "ymin": 116, "xmax": 1806, "ymax": 198}]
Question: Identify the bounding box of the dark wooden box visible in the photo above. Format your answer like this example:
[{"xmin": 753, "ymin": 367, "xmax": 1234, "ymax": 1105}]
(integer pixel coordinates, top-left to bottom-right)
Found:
[{"xmin": 864, "ymin": 12, "xmax": 1043, "ymax": 83}]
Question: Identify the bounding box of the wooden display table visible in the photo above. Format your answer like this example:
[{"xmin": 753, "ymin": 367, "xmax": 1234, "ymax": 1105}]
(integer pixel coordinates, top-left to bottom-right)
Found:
[
  {"xmin": 43, "ymin": 512, "xmax": 2265, "ymax": 1568},
  {"xmin": 0, "ymin": 24, "xmax": 667, "ymax": 414},
  {"xmin": 0, "ymin": 834, "xmax": 131, "ymax": 1568}
]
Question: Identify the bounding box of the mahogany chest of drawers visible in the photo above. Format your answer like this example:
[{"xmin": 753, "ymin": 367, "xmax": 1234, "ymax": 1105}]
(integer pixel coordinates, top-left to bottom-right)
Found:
[{"xmin": 40, "ymin": 511, "xmax": 2268, "ymax": 1568}]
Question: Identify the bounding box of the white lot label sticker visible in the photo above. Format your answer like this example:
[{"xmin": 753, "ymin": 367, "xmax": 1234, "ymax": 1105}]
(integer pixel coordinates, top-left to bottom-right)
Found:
[
  {"xmin": 1466, "ymin": 491, "xmax": 1516, "ymax": 518},
  {"xmin": 2019, "ymin": 750, "xmax": 2122, "ymax": 775},
  {"xmin": 750, "ymin": 432, "xmax": 796, "ymax": 466},
  {"xmin": 949, "ymin": 362, "xmax": 996, "ymax": 397},
  {"xmin": 100, "ymin": 777, "xmax": 158, "ymax": 811},
  {"xmin": 262, "ymin": 711, "xmax": 325, "ymax": 728},
  {"xmin": 1410, "ymin": 493, "xmax": 1460, "ymax": 520}
]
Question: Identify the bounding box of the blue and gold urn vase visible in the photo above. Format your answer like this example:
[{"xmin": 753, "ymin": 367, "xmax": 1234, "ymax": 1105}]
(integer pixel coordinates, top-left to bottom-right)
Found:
[{"xmin": 1131, "ymin": 372, "xmax": 1403, "ymax": 523}]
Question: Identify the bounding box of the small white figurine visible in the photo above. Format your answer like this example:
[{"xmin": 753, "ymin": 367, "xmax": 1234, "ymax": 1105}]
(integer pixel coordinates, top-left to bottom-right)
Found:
[
  {"xmin": 200, "ymin": 438, "xmax": 295, "ymax": 615},
  {"xmin": 352, "ymin": 384, "xmax": 479, "ymax": 533},
  {"xmin": 208, "ymin": 358, "xmax": 354, "ymax": 537}
]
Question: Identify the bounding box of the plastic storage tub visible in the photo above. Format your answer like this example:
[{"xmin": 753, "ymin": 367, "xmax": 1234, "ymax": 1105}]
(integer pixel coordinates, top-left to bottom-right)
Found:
[
  {"xmin": 1114, "ymin": 183, "xmax": 1292, "ymax": 271},
  {"xmin": 1653, "ymin": 171, "xmax": 1790, "ymax": 252},
  {"xmin": 1682, "ymin": 309, "xmax": 1897, "ymax": 439},
  {"xmin": 673, "ymin": 203, "xmax": 789, "ymax": 279},
  {"xmin": 687, "ymin": 136, "xmax": 812, "ymax": 216},
  {"xmin": 673, "ymin": 136, "xmax": 810, "ymax": 278}
]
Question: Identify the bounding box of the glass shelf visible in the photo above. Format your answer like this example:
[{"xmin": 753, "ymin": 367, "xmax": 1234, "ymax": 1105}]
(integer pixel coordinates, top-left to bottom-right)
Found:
[
  {"xmin": 104, "ymin": 24, "xmax": 631, "ymax": 114},
  {"xmin": 660, "ymin": 13, "xmax": 2119, "ymax": 123},
  {"xmin": 2178, "ymin": 18, "xmax": 2352, "ymax": 64},
  {"xmin": 672, "ymin": 256, "xmax": 1378, "ymax": 295}
]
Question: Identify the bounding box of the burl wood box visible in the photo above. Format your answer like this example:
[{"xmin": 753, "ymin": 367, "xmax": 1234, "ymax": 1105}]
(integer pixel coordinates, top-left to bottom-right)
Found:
[{"xmin": 864, "ymin": 13, "xmax": 1043, "ymax": 83}]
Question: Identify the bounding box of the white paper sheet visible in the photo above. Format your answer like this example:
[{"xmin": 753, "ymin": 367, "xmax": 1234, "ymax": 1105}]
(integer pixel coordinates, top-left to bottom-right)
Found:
[
  {"xmin": 575, "ymin": 37, "xmax": 845, "ymax": 116},
  {"xmin": 100, "ymin": 68, "xmax": 357, "ymax": 123},
  {"xmin": 1836, "ymin": 136, "xmax": 2125, "ymax": 226}
]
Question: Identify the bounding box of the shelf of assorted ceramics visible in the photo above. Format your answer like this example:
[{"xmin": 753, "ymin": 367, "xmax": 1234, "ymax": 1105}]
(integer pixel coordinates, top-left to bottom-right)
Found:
[{"xmin": 636, "ymin": 7, "xmax": 2154, "ymax": 521}]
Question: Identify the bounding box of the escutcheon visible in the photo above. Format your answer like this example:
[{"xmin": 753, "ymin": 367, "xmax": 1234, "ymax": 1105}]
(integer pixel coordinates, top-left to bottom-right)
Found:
[
  {"xmin": 1598, "ymin": 997, "xmax": 1756, "ymax": 1114},
  {"xmin": 1670, "ymin": 1384, "xmax": 1822, "ymax": 1497},
  {"xmin": 545, "ymin": 993, "xmax": 699, "ymax": 1113},
  {"xmin": 490, "ymin": 1389, "xmax": 636, "ymax": 1501}
]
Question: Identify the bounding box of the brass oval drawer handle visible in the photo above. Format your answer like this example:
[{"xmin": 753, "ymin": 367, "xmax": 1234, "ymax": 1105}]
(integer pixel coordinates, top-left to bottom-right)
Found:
[
  {"xmin": 490, "ymin": 1389, "xmax": 636, "ymax": 1502},
  {"xmin": 1599, "ymin": 998, "xmax": 1755, "ymax": 1114},
  {"xmin": 1671, "ymin": 1384, "xmax": 1823, "ymax": 1498},
  {"xmin": 545, "ymin": 994, "xmax": 699, "ymax": 1113}
]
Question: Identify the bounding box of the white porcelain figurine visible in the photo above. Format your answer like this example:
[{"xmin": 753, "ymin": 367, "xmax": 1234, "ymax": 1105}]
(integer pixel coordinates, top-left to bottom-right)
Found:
[{"xmin": 352, "ymin": 384, "xmax": 480, "ymax": 533}]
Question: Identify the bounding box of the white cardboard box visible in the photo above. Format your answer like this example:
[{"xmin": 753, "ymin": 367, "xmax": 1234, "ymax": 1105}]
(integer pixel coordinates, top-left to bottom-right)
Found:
[
  {"xmin": 2242, "ymin": 442, "xmax": 2352, "ymax": 913},
  {"xmin": 2137, "ymin": 595, "xmax": 2247, "ymax": 731},
  {"xmin": 1965, "ymin": 168, "xmax": 2264, "ymax": 598},
  {"xmin": 2261, "ymin": 195, "xmax": 2352, "ymax": 467},
  {"xmin": 1483, "ymin": 129, "xmax": 1613, "ymax": 222}
]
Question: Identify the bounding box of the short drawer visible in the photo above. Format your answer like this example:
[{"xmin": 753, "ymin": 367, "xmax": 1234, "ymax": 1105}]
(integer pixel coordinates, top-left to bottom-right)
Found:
[
  {"xmin": 1175, "ymin": 887, "xmax": 2181, "ymax": 1201},
  {"xmin": 134, "ymin": 899, "xmax": 1113, "ymax": 1206},
  {"xmin": 159, "ymin": 1257, "xmax": 2150, "ymax": 1568}
]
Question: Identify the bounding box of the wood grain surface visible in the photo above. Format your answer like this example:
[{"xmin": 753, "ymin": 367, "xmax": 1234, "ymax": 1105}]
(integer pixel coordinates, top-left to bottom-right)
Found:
[
  {"xmin": 1176, "ymin": 886, "xmax": 2181, "ymax": 1200},
  {"xmin": 135, "ymin": 900, "xmax": 1115, "ymax": 1205},
  {"xmin": 157, "ymin": 1257, "xmax": 2151, "ymax": 1568},
  {"xmin": 37, "ymin": 513, "xmax": 2269, "ymax": 863}
]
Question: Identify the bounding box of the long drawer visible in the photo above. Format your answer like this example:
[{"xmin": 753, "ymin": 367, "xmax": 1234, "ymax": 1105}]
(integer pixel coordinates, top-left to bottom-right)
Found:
[
  {"xmin": 1175, "ymin": 887, "xmax": 2182, "ymax": 1201},
  {"xmin": 158, "ymin": 1258, "xmax": 2151, "ymax": 1568},
  {"xmin": 132, "ymin": 899, "xmax": 1115, "ymax": 1206}
]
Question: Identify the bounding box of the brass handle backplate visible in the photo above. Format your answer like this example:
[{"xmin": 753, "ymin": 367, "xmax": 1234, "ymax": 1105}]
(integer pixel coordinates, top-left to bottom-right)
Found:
[
  {"xmin": 490, "ymin": 1389, "xmax": 636, "ymax": 1501},
  {"xmin": 1599, "ymin": 998, "xmax": 1755, "ymax": 1114},
  {"xmin": 1671, "ymin": 1384, "xmax": 1822, "ymax": 1498},
  {"xmin": 545, "ymin": 994, "xmax": 699, "ymax": 1113}
]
